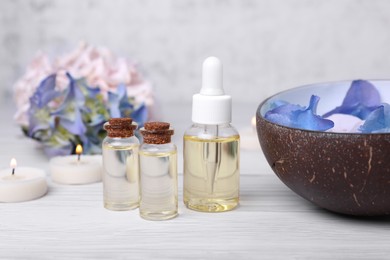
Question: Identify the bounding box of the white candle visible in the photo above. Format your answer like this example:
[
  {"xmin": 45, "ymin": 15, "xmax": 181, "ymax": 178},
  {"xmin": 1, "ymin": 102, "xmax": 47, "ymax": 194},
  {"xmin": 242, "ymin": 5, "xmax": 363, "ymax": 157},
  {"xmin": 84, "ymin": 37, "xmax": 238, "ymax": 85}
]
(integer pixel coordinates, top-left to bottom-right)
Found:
[
  {"xmin": 50, "ymin": 145, "xmax": 102, "ymax": 185},
  {"xmin": 0, "ymin": 158, "xmax": 48, "ymax": 202},
  {"xmin": 240, "ymin": 116, "xmax": 260, "ymax": 150}
]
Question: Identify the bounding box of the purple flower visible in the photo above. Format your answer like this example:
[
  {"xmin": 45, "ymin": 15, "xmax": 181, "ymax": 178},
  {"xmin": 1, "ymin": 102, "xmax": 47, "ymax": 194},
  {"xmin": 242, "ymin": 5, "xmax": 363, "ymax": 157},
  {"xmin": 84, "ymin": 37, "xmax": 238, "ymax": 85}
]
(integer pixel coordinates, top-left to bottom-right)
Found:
[
  {"xmin": 323, "ymin": 80, "xmax": 381, "ymax": 120},
  {"xmin": 265, "ymin": 95, "xmax": 334, "ymax": 131},
  {"xmin": 28, "ymin": 75, "xmax": 58, "ymax": 138},
  {"xmin": 107, "ymin": 84, "xmax": 148, "ymax": 126},
  {"xmin": 51, "ymin": 73, "xmax": 87, "ymax": 136},
  {"xmin": 29, "ymin": 74, "xmax": 60, "ymax": 108},
  {"xmin": 108, "ymin": 84, "xmax": 134, "ymax": 118},
  {"xmin": 42, "ymin": 130, "xmax": 76, "ymax": 157},
  {"xmin": 24, "ymin": 70, "xmax": 150, "ymax": 157},
  {"xmin": 131, "ymin": 104, "xmax": 148, "ymax": 127}
]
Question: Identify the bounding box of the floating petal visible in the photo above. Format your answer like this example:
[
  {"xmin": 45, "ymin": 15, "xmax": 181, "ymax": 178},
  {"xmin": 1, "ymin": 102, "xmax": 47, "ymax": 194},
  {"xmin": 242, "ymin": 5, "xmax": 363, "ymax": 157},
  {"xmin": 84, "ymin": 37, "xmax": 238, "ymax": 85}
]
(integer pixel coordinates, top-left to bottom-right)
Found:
[
  {"xmin": 359, "ymin": 104, "xmax": 390, "ymax": 133},
  {"xmin": 265, "ymin": 95, "xmax": 334, "ymax": 131},
  {"xmin": 323, "ymin": 80, "xmax": 381, "ymax": 119}
]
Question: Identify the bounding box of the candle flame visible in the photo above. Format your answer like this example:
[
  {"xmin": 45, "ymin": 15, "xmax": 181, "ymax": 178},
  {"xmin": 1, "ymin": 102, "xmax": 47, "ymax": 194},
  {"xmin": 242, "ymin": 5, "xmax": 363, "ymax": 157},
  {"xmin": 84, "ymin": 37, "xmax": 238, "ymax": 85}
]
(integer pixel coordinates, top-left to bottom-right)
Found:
[
  {"xmin": 10, "ymin": 158, "xmax": 17, "ymax": 169},
  {"xmin": 76, "ymin": 144, "xmax": 83, "ymax": 155}
]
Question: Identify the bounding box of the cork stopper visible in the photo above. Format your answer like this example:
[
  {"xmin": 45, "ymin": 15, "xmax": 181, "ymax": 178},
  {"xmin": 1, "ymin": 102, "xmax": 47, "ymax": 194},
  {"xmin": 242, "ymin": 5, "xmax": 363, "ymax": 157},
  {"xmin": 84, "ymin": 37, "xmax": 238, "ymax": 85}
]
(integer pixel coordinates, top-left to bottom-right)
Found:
[
  {"xmin": 140, "ymin": 122, "xmax": 174, "ymax": 144},
  {"xmin": 104, "ymin": 118, "xmax": 137, "ymax": 138}
]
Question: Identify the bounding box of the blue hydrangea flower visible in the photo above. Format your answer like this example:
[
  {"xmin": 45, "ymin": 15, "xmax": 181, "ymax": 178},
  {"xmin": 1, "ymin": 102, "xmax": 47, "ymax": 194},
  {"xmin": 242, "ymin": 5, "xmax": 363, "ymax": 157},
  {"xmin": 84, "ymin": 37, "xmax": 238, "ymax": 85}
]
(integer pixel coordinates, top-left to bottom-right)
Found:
[
  {"xmin": 323, "ymin": 80, "xmax": 381, "ymax": 120},
  {"xmin": 265, "ymin": 95, "xmax": 334, "ymax": 131},
  {"xmin": 26, "ymin": 72, "xmax": 149, "ymax": 157}
]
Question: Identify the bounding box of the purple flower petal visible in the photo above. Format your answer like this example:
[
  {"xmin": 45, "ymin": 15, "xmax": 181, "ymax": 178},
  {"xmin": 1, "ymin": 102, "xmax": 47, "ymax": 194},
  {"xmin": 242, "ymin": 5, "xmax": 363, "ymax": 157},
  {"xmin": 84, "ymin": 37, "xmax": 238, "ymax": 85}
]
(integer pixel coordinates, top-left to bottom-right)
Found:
[
  {"xmin": 131, "ymin": 104, "xmax": 148, "ymax": 127},
  {"xmin": 108, "ymin": 92, "xmax": 121, "ymax": 118},
  {"xmin": 292, "ymin": 95, "xmax": 334, "ymax": 131},
  {"xmin": 63, "ymin": 73, "xmax": 85, "ymax": 106},
  {"xmin": 359, "ymin": 104, "xmax": 390, "ymax": 133},
  {"xmin": 108, "ymin": 84, "xmax": 134, "ymax": 118},
  {"xmin": 323, "ymin": 80, "xmax": 381, "ymax": 119},
  {"xmin": 268, "ymin": 100, "xmax": 290, "ymax": 110},
  {"xmin": 265, "ymin": 95, "xmax": 334, "ymax": 131},
  {"xmin": 29, "ymin": 74, "xmax": 60, "ymax": 108},
  {"xmin": 79, "ymin": 80, "xmax": 101, "ymax": 99},
  {"xmin": 56, "ymin": 108, "xmax": 87, "ymax": 136},
  {"xmin": 80, "ymin": 133, "xmax": 102, "ymax": 154},
  {"xmin": 51, "ymin": 73, "xmax": 87, "ymax": 136},
  {"xmin": 42, "ymin": 130, "xmax": 75, "ymax": 157},
  {"xmin": 28, "ymin": 74, "xmax": 59, "ymax": 138},
  {"xmin": 265, "ymin": 104, "xmax": 303, "ymax": 127}
]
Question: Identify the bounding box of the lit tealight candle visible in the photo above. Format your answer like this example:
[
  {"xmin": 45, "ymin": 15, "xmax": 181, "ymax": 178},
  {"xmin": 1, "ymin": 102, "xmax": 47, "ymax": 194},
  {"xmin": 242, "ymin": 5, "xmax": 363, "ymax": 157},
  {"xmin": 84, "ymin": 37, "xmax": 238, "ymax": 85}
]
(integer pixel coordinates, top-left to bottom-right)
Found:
[
  {"xmin": 50, "ymin": 144, "xmax": 102, "ymax": 185},
  {"xmin": 0, "ymin": 158, "xmax": 48, "ymax": 202},
  {"xmin": 240, "ymin": 116, "xmax": 260, "ymax": 150}
]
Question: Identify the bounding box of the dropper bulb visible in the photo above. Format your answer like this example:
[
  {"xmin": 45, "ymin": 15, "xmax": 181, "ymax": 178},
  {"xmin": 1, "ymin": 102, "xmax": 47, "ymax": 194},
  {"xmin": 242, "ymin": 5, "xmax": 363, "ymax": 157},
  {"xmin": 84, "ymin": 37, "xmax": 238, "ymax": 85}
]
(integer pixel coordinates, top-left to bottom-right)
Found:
[
  {"xmin": 192, "ymin": 56, "xmax": 231, "ymax": 124},
  {"xmin": 201, "ymin": 56, "xmax": 224, "ymax": 96}
]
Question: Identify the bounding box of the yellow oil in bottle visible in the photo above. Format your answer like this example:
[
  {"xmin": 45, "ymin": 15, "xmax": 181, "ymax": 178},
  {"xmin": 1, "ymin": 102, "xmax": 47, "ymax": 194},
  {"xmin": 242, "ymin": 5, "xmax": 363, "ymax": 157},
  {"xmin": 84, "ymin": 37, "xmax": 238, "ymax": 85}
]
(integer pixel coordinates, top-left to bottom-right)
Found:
[
  {"xmin": 183, "ymin": 135, "xmax": 240, "ymax": 212},
  {"xmin": 139, "ymin": 150, "xmax": 178, "ymax": 220},
  {"xmin": 103, "ymin": 144, "xmax": 139, "ymax": 211}
]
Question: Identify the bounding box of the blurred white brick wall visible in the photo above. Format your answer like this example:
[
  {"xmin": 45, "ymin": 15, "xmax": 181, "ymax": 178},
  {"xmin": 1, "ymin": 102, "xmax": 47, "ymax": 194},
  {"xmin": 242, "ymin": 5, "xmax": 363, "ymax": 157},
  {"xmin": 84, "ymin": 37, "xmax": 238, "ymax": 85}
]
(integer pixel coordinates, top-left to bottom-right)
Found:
[{"xmin": 1, "ymin": 0, "xmax": 390, "ymax": 106}]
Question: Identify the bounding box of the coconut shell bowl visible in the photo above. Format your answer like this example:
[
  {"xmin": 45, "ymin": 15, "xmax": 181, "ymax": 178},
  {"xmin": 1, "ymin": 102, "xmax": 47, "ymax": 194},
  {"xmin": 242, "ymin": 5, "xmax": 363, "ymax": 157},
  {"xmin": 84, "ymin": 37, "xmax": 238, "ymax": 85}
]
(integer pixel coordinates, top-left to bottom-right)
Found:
[{"xmin": 256, "ymin": 80, "xmax": 390, "ymax": 216}]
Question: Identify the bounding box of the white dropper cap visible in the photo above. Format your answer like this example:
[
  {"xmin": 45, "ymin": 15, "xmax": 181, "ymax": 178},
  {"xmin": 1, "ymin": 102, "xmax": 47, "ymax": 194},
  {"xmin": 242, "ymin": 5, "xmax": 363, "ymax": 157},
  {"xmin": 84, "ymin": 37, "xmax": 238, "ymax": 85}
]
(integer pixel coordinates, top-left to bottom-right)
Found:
[{"xmin": 192, "ymin": 57, "xmax": 232, "ymax": 125}]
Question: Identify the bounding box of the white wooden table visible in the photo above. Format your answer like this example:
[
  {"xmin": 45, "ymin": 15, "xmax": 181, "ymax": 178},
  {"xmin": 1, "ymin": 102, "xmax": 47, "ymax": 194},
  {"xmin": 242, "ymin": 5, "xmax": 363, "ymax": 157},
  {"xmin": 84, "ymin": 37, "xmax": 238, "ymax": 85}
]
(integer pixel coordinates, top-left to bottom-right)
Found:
[{"xmin": 1, "ymin": 101, "xmax": 389, "ymax": 259}]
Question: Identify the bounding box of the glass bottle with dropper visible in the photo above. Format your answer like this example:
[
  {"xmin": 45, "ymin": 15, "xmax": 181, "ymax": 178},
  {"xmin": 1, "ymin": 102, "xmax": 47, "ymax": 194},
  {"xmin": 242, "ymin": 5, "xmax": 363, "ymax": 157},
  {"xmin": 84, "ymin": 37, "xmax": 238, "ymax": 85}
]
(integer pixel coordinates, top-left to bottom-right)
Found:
[
  {"xmin": 102, "ymin": 118, "xmax": 140, "ymax": 211},
  {"xmin": 183, "ymin": 56, "xmax": 240, "ymax": 212}
]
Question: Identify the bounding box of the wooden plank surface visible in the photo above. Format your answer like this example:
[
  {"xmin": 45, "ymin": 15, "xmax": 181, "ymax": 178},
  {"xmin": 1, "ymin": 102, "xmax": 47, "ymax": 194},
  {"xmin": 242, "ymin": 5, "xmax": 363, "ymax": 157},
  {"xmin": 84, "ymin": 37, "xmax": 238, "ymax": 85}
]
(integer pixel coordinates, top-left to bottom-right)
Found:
[
  {"xmin": 0, "ymin": 102, "xmax": 389, "ymax": 259},
  {"xmin": 1, "ymin": 174, "xmax": 389, "ymax": 259}
]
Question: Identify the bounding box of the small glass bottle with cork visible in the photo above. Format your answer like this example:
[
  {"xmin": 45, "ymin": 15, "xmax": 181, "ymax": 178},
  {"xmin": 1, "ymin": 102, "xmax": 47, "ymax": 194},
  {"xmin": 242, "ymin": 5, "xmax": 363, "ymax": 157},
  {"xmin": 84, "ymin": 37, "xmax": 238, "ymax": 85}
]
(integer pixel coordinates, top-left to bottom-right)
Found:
[
  {"xmin": 139, "ymin": 122, "xmax": 178, "ymax": 220},
  {"xmin": 102, "ymin": 118, "xmax": 140, "ymax": 211}
]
